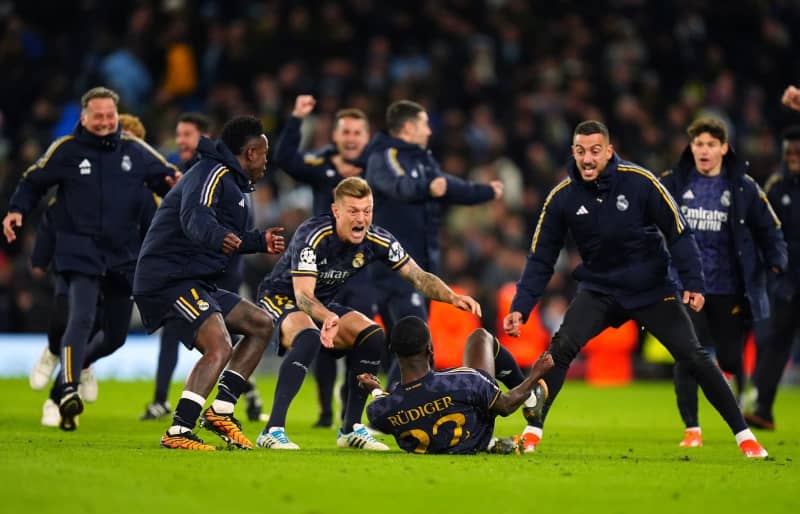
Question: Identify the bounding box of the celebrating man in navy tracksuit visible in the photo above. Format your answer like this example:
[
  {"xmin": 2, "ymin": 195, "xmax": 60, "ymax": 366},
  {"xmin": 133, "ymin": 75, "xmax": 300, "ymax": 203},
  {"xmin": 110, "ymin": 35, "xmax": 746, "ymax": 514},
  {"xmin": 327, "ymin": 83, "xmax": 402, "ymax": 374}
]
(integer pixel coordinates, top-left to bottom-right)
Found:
[
  {"xmin": 3, "ymin": 87, "xmax": 177, "ymax": 431},
  {"xmin": 503, "ymin": 120, "xmax": 768, "ymax": 458},
  {"xmin": 134, "ymin": 115, "xmax": 285, "ymax": 451},
  {"xmin": 746, "ymin": 125, "xmax": 800, "ymax": 430},
  {"xmin": 660, "ymin": 117, "xmax": 786, "ymax": 448}
]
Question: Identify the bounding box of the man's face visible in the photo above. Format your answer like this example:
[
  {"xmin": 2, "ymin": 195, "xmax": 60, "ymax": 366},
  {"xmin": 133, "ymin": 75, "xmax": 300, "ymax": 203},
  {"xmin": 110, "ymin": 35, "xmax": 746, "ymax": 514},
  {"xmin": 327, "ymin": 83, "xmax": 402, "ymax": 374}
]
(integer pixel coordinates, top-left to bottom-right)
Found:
[
  {"xmin": 332, "ymin": 117, "xmax": 369, "ymax": 161},
  {"xmin": 332, "ymin": 194, "xmax": 373, "ymax": 244},
  {"xmin": 405, "ymin": 111, "xmax": 432, "ymax": 148},
  {"xmin": 242, "ymin": 134, "xmax": 269, "ymax": 182},
  {"xmin": 80, "ymin": 98, "xmax": 118, "ymax": 137},
  {"xmin": 783, "ymin": 139, "xmax": 800, "ymax": 174},
  {"xmin": 175, "ymin": 121, "xmax": 203, "ymax": 163},
  {"xmin": 690, "ymin": 132, "xmax": 728, "ymax": 175},
  {"xmin": 572, "ymin": 133, "xmax": 613, "ymax": 181}
]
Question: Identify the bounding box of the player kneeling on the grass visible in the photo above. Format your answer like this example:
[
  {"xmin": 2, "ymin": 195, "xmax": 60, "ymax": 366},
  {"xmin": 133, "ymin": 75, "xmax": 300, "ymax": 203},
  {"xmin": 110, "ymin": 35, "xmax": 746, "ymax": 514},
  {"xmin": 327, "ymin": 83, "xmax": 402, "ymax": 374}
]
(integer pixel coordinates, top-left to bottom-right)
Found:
[
  {"xmin": 255, "ymin": 177, "xmax": 482, "ymax": 451},
  {"xmin": 133, "ymin": 115, "xmax": 285, "ymax": 451},
  {"xmin": 359, "ymin": 316, "xmax": 554, "ymax": 454}
]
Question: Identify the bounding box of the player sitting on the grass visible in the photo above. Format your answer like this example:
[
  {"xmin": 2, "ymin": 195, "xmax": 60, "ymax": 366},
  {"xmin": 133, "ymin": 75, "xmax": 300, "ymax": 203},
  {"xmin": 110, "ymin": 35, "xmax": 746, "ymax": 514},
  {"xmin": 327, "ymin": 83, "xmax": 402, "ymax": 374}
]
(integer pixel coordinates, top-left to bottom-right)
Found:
[
  {"xmin": 133, "ymin": 115, "xmax": 285, "ymax": 451},
  {"xmin": 360, "ymin": 316, "xmax": 554, "ymax": 454},
  {"xmin": 255, "ymin": 177, "xmax": 481, "ymax": 451}
]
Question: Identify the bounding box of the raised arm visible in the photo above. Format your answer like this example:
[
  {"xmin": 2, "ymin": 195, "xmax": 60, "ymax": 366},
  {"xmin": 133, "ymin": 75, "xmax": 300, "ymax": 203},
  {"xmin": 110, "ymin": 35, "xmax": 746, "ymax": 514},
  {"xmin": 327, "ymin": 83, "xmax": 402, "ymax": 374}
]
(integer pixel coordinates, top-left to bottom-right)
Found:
[{"xmin": 273, "ymin": 95, "xmax": 328, "ymax": 185}]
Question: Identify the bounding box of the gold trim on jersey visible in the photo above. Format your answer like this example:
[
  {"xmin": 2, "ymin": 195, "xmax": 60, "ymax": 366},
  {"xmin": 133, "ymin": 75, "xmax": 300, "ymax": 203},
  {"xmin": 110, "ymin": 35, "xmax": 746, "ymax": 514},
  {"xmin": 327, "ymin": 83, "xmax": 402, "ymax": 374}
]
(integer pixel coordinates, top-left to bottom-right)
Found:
[
  {"xmin": 744, "ymin": 175, "xmax": 782, "ymax": 228},
  {"xmin": 618, "ymin": 164, "xmax": 685, "ymax": 233},
  {"xmin": 390, "ymin": 254, "xmax": 409, "ymax": 270},
  {"xmin": 303, "ymin": 153, "xmax": 325, "ymax": 166},
  {"xmin": 366, "ymin": 233, "xmax": 390, "ymax": 248},
  {"xmin": 530, "ymin": 178, "xmax": 571, "ymax": 253},
  {"xmin": 386, "ymin": 148, "xmax": 406, "ymax": 176},
  {"xmin": 23, "ymin": 135, "xmax": 75, "ymax": 177},
  {"xmin": 309, "ymin": 228, "xmax": 334, "ymax": 249}
]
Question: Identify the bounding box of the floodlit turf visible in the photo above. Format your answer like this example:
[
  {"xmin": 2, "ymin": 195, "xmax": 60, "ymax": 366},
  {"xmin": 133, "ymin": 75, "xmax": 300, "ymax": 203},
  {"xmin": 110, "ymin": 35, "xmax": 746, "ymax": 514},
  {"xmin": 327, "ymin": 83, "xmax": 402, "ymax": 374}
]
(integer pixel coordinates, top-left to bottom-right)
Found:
[{"xmin": 1, "ymin": 377, "xmax": 797, "ymax": 514}]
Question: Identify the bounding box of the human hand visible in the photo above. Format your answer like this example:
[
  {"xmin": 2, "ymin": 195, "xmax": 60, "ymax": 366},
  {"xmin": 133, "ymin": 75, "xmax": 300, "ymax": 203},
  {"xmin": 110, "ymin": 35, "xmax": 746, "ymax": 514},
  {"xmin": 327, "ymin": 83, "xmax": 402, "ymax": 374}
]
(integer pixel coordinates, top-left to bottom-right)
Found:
[
  {"xmin": 782, "ymin": 85, "xmax": 800, "ymax": 111},
  {"xmin": 357, "ymin": 373, "xmax": 382, "ymax": 391},
  {"xmin": 292, "ymin": 95, "xmax": 316, "ymax": 117},
  {"xmin": 320, "ymin": 314, "xmax": 339, "ymax": 348},
  {"xmin": 682, "ymin": 290, "xmax": 705, "ymax": 312},
  {"xmin": 452, "ymin": 294, "xmax": 481, "ymax": 317},
  {"xmin": 222, "ymin": 233, "xmax": 242, "ymax": 254},
  {"xmin": 164, "ymin": 169, "xmax": 183, "ymax": 188},
  {"xmin": 265, "ymin": 227, "xmax": 285, "ymax": 254},
  {"xmin": 489, "ymin": 180, "xmax": 504, "ymax": 199},
  {"xmin": 503, "ymin": 311, "xmax": 523, "ymax": 337},
  {"xmin": 2, "ymin": 212, "xmax": 23, "ymax": 243},
  {"xmin": 429, "ymin": 177, "xmax": 447, "ymax": 197}
]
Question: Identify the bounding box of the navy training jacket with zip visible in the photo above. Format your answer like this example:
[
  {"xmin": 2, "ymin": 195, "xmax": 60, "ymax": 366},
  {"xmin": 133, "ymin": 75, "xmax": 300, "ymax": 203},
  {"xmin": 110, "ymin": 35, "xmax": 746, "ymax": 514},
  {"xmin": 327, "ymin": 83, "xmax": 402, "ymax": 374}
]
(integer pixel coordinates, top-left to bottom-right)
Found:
[
  {"xmin": 764, "ymin": 165, "xmax": 800, "ymax": 301},
  {"xmin": 134, "ymin": 137, "xmax": 267, "ymax": 294},
  {"xmin": 511, "ymin": 153, "xmax": 705, "ymax": 322},
  {"xmin": 7, "ymin": 124, "xmax": 176, "ymax": 276},
  {"xmin": 365, "ymin": 132, "xmax": 494, "ymax": 276}
]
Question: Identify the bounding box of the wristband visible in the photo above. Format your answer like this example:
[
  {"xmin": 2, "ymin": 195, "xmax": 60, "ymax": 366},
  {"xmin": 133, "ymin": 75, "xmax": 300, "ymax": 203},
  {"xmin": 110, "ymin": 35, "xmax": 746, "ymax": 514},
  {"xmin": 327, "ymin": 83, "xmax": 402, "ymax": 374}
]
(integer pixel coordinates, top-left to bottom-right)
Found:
[{"xmin": 371, "ymin": 388, "xmax": 387, "ymax": 399}]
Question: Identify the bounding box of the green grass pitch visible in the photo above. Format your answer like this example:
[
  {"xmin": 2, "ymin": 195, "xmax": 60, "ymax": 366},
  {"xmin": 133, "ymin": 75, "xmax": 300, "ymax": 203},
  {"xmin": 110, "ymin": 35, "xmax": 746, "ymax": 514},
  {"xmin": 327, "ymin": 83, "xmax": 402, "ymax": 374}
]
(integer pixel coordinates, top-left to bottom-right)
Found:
[{"xmin": 2, "ymin": 377, "xmax": 796, "ymax": 514}]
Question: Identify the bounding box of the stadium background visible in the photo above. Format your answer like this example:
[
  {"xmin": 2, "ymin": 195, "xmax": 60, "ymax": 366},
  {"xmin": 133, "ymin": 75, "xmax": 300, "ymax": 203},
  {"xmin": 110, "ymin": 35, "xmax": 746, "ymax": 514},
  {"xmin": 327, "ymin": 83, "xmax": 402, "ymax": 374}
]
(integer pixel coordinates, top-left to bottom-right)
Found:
[{"xmin": 1, "ymin": 0, "xmax": 799, "ymax": 381}]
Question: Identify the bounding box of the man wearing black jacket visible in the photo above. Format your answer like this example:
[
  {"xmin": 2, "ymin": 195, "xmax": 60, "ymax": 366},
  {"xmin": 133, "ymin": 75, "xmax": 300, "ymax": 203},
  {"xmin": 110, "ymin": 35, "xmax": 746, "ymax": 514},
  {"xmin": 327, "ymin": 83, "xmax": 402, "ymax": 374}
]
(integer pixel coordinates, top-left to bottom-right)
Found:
[
  {"xmin": 746, "ymin": 125, "xmax": 800, "ymax": 430},
  {"xmin": 503, "ymin": 120, "xmax": 768, "ymax": 458},
  {"xmin": 660, "ymin": 117, "xmax": 786, "ymax": 447},
  {"xmin": 134, "ymin": 116, "xmax": 285, "ymax": 450},
  {"xmin": 3, "ymin": 87, "xmax": 177, "ymax": 431}
]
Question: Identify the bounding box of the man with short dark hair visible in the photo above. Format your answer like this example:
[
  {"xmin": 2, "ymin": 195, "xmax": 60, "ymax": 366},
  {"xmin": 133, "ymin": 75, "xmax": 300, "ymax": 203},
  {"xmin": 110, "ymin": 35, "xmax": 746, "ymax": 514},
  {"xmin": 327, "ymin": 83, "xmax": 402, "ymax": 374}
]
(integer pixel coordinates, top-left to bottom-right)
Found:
[
  {"xmin": 175, "ymin": 112, "xmax": 212, "ymax": 166},
  {"xmin": 361, "ymin": 316, "xmax": 554, "ymax": 454},
  {"xmin": 661, "ymin": 117, "xmax": 786, "ymax": 447},
  {"xmin": 255, "ymin": 177, "xmax": 481, "ymax": 451},
  {"xmin": 746, "ymin": 125, "xmax": 800, "ymax": 430},
  {"xmin": 3, "ymin": 86, "xmax": 178, "ymax": 431},
  {"xmin": 503, "ymin": 120, "xmax": 769, "ymax": 458},
  {"xmin": 134, "ymin": 115, "xmax": 286, "ymax": 450},
  {"xmin": 140, "ymin": 111, "xmax": 264, "ymax": 424},
  {"xmin": 365, "ymin": 100, "xmax": 503, "ymax": 386}
]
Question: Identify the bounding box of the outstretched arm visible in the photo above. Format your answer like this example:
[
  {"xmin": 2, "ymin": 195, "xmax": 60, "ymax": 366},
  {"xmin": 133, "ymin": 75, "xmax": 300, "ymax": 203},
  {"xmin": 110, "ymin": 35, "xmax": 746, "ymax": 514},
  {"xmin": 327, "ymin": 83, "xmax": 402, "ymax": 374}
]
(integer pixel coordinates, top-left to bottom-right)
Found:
[
  {"xmin": 396, "ymin": 258, "xmax": 481, "ymax": 317},
  {"xmin": 491, "ymin": 352, "xmax": 554, "ymax": 416}
]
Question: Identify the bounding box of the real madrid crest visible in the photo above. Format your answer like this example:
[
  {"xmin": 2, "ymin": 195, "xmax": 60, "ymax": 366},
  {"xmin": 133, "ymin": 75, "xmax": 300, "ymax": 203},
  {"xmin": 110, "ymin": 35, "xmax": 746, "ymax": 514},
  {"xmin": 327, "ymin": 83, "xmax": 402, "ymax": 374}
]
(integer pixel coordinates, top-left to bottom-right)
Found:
[
  {"xmin": 197, "ymin": 299, "xmax": 210, "ymax": 311},
  {"xmin": 616, "ymin": 194, "xmax": 629, "ymax": 211},
  {"xmin": 352, "ymin": 252, "xmax": 365, "ymax": 268},
  {"xmin": 121, "ymin": 155, "xmax": 132, "ymax": 172},
  {"xmin": 782, "ymin": 194, "xmax": 791, "ymax": 206},
  {"xmin": 720, "ymin": 190, "xmax": 731, "ymax": 207}
]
